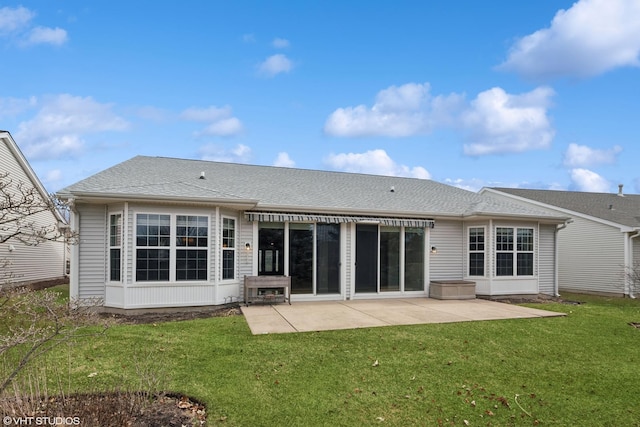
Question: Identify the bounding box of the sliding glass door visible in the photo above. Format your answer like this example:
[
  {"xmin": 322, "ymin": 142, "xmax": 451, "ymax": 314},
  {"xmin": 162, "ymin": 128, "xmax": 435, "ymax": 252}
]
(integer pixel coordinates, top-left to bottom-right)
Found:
[
  {"xmin": 356, "ymin": 224, "xmax": 426, "ymax": 294},
  {"xmin": 289, "ymin": 223, "xmax": 313, "ymax": 294}
]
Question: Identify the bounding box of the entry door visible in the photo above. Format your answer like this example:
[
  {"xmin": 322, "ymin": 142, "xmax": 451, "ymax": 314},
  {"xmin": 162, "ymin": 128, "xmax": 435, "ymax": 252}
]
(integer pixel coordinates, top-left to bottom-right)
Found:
[
  {"xmin": 258, "ymin": 224, "xmax": 284, "ymax": 275},
  {"xmin": 355, "ymin": 224, "xmax": 378, "ymax": 292}
]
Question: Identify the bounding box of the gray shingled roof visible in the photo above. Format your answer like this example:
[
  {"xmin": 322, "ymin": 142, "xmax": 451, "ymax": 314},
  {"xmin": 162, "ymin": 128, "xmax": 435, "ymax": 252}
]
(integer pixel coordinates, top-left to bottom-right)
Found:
[
  {"xmin": 59, "ymin": 156, "xmax": 565, "ymax": 220},
  {"xmin": 490, "ymin": 187, "xmax": 640, "ymax": 228}
]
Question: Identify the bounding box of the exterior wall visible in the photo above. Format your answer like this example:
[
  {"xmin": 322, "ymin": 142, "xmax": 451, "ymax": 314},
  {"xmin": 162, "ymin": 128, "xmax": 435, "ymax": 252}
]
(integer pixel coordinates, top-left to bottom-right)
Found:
[
  {"xmin": 76, "ymin": 203, "xmax": 107, "ymax": 300},
  {"xmin": 430, "ymin": 220, "xmax": 464, "ymax": 280},
  {"xmin": 538, "ymin": 224, "xmax": 556, "ymax": 296},
  {"xmin": 558, "ymin": 216, "xmax": 625, "ymax": 295},
  {"xmin": 1, "ymin": 138, "xmax": 66, "ymax": 286}
]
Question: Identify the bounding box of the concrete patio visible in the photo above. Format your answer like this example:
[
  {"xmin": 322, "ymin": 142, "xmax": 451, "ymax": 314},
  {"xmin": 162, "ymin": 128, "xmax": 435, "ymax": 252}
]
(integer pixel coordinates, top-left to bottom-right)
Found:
[{"xmin": 241, "ymin": 298, "xmax": 565, "ymax": 334}]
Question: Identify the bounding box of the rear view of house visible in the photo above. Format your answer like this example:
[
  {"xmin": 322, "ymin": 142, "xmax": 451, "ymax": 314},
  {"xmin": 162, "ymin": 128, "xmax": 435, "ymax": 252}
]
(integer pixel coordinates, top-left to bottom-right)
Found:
[
  {"xmin": 1, "ymin": 131, "xmax": 68, "ymax": 287},
  {"xmin": 58, "ymin": 155, "xmax": 569, "ymax": 310}
]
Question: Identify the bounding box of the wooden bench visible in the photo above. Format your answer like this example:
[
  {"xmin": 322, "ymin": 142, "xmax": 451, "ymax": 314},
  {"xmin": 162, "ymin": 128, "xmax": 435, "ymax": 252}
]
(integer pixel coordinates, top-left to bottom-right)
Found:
[{"xmin": 244, "ymin": 275, "xmax": 291, "ymax": 306}]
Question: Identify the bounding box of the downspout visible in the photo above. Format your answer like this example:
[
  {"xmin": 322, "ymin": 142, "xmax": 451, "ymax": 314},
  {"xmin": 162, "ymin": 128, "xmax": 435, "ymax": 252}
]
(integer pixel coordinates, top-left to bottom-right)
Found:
[
  {"xmin": 68, "ymin": 198, "xmax": 80, "ymax": 301},
  {"xmin": 628, "ymin": 231, "xmax": 640, "ymax": 299},
  {"xmin": 554, "ymin": 220, "xmax": 572, "ymax": 297}
]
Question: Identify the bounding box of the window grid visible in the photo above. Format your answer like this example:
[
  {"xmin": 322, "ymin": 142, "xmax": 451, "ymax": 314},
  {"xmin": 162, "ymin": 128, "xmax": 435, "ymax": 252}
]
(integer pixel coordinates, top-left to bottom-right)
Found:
[
  {"xmin": 495, "ymin": 227, "xmax": 534, "ymax": 276},
  {"xmin": 468, "ymin": 227, "xmax": 485, "ymax": 276},
  {"xmin": 135, "ymin": 214, "xmax": 208, "ymax": 282},
  {"xmin": 222, "ymin": 217, "xmax": 236, "ymax": 280},
  {"xmin": 109, "ymin": 213, "xmax": 122, "ymax": 282}
]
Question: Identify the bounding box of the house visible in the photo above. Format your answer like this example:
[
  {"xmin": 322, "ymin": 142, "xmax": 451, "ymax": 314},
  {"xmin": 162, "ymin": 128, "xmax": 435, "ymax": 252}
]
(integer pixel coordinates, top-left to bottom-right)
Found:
[
  {"xmin": 0, "ymin": 131, "xmax": 68, "ymax": 287},
  {"xmin": 481, "ymin": 186, "xmax": 640, "ymax": 297},
  {"xmin": 57, "ymin": 155, "xmax": 569, "ymax": 310}
]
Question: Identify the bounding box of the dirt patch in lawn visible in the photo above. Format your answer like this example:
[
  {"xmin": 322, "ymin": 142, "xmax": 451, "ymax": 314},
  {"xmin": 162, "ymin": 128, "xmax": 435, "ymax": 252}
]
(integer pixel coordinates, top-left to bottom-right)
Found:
[{"xmin": 99, "ymin": 304, "xmax": 242, "ymax": 325}]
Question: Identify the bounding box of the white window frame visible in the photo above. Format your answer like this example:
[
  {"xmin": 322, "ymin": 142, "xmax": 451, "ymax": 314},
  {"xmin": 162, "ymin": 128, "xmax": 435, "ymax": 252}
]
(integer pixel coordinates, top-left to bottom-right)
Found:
[
  {"xmin": 494, "ymin": 226, "xmax": 535, "ymax": 277},
  {"xmin": 467, "ymin": 226, "xmax": 486, "ymax": 277},
  {"xmin": 133, "ymin": 212, "xmax": 210, "ymax": 283},
  {"xmin": 108, "ymin": 212, "xmax": 123, "ymax": 282},
  {"xmin": 221, "ymin": 216, "xmax": 236, "ymax": 281}
]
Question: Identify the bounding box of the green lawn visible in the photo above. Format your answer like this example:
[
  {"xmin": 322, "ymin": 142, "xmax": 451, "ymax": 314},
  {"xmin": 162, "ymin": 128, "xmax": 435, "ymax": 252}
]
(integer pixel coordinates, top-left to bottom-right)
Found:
[{"xmin": 24, "ymin": 292, "xmax": 640, "ymax": 425}]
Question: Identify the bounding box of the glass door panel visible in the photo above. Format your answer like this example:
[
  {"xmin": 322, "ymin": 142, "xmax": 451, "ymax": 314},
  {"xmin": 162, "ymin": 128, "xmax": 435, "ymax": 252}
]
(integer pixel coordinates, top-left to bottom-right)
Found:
[
  {"xmin": 404, "ymin": 227, "xmax": 425, "ymax": 291},
  {"xmin": 317, "ymin": 223, "xmax": 340, "ymax": 294},
  {"xmin": 289, "ymin": 223, "xmax": 314, "ymax": 294},
  {"xmin": 258, "ymin": 222, "xmax": 284, "ymax": 275},
  {"xmin": 356, "ymin": 224, "xmax": 378, "ymax": 292},
  {"xmin": 380, "ymin": 226, "xmax": 400, "ymax": 291}
]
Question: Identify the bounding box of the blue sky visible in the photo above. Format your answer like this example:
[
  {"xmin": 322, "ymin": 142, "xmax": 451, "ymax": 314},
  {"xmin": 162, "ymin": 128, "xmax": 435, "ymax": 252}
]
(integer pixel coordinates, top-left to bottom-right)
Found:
[{"xmin": 2, "ymin": 0, "xmax": 639, "ymax": 194}]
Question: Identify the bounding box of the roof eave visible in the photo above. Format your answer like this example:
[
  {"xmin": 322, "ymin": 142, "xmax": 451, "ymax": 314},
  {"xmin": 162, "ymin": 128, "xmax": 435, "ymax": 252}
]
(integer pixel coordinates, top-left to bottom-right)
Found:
[{"xmin": 56, "ymin": 191, "xmax": 260, "ymax": 209}]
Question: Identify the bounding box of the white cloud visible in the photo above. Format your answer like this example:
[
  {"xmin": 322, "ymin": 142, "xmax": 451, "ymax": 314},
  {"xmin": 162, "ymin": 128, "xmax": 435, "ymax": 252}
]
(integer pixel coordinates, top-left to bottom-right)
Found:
[
  {"xmin": 181, "ymin": 105, "xmax": 244, "ymax": 137},
  {"xmin": 0, "ymin": 6, "xmax": 33, "ymax": 34},
  {"xmin": 0, "ymin": 6, "xmax": 68, "ymax": 47},
  {"xmin": 23, "ymin": 26, "xmax": 68, "ymax": 46},
  {"xmin": 16, "ymin": 94, "xmax": 129, "ymax": 159},
  {"xmin": 199, "ymin": 143, "xmax": 252, "ymax": 163},
  {"xmin": 242, "ymin": 33, "xmax": 256, "ymax": 43},
  {"xmin": 499, "ymin": 0, "xmax": 640, "ymax": 79},
  {"xmin": 461, "ymin": 86, "xmax": 555, "ymax": 156},
  {"xmin": 570, "ymin": 168, "xmax": 611, "ymax": 192},
  {"xmin": 563, "ymin": 143, "xmax": 622, "ymax": 167},
  {"xmin": 258, "ymin": 54, "xmax": 293, "ymax": 77},
  {"xmin": 0, "ymin": 96, "xmax": 37, "ymax": 117},
  {"xmin": 274, "ymin": 152, "xmax": 295, "ymax": 167},
  {"xmin": 325, "ymin": 149, "xmax": 431, "ymax": 179},
  {"xmin": 324, "ymin": 82, "xmax": 463, "ymax": 137},
  {"xmin": 272, "ymin": 38, "xmax": 290, "ymax": 49}
]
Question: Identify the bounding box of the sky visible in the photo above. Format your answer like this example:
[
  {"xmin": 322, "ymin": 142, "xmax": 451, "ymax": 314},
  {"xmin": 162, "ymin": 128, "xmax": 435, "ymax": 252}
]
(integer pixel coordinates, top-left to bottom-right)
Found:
[{"xmin": 1, "ymin": 0, "xmax": 640, "ymax": 195}]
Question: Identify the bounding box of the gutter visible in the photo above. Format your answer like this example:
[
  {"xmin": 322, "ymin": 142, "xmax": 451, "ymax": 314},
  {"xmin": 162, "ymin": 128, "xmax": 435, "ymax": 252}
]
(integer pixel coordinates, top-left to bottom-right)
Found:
[
  {"xmin": 554, "ymin": 219, "xmax": 572, "ymax": 297},
  {"xmin": 629, "ymin": 231, "xmax": 640, "ymax": 299}
]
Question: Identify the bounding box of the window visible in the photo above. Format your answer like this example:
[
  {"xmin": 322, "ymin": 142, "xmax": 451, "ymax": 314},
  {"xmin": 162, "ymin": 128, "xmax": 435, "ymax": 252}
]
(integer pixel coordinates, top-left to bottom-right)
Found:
[
  {"xmin": 404, "ymin": 227, "xmax": 425, "ymax": 291},
  {"xmin": 222, "ymin": 217, "xmax": 235, "ymax": 280},
  {"xmin": 176, "ymin": 215, "xmax": 208, "ymax": 281},
  {"xmin": 468, "ymin": 227, "xmax": 485, "ymax": 276},
  {"xmin": 135, "ymin": 213, "xmax": 208, "ymax": 282},
  {"xmin": 495, "ymin": 227, "xmax": 534, "ymax": 276},
  {"xmin": 136, "ymin": 214, "xmax": 171, "ymax": 281},
  {"xmin": 109, "ymin": 213, "xmax": 122, "ymax": 281}
]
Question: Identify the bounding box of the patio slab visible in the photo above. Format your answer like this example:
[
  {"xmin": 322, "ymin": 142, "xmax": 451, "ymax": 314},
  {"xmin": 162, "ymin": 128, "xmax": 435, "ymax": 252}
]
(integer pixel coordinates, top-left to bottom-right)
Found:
[{"xmin": 241, "ymin": 298, "xmax": 565, "ymax": 334}]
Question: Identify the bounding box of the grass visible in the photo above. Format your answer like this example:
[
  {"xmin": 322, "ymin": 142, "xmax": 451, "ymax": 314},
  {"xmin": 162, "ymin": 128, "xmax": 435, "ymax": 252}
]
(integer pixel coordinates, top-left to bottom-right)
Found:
[{"xmin": 10, "ymin": 290, "xmax": 640, "ymax": 426}]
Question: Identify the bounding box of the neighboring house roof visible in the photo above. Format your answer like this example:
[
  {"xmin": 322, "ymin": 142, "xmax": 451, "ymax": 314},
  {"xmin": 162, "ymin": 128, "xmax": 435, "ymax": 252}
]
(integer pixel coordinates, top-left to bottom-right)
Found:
[
  {"xmin": 486, "ymin": 187, "xmax": 640, "ymax": 229},
  {"xmin": 1, "ymin": 131, "xmax": 66, "ymax": 225},
  {"xmin": 58, "ymin": 155, "xmax": 567, "ymax": 221}
]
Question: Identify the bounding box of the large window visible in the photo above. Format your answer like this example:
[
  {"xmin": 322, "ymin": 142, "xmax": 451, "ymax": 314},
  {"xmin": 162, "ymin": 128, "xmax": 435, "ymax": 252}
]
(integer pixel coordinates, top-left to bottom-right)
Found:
[
  {"xmin": 176, "ymin": 215, "xmax": 208, "ymax": 281},
  {"xmin": 135, "ymin": 213, "xmax": 208, "ymax": 282},
  {"xmin": 109, "ymin": 213, "xmax": 122, "ymax": 282},
  {"xmin": 222, "ymin": 217, "xmax": 236, "ymax": 280},
  {"xmin": 468, "ymin": 227, "xmax": 485, "ymax": 276},
  {"xmin": 495, "ymin": 227, "xmax": 534, "ymax": 276}
]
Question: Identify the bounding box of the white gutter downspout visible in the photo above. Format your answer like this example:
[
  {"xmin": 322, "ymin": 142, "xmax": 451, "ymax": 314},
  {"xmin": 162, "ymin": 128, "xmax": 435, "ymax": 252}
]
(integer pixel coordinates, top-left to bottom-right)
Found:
[
  {"xmin": 68, "ymin": 198, "xmax": 80, "ymax": 301},
  {"xmin": 554, "ymin": 220, "xmax": 572, "ymax": 297},
  {"xmin": 628, "ymin": 231, "xmax": 640, "ymax": 299}
]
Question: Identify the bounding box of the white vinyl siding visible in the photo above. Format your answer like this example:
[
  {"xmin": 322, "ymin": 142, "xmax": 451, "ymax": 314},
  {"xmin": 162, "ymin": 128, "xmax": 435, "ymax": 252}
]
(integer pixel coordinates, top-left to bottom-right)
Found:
[
  {"xmin": 430, "ymin": 220, "xmax": 464, "ymax": 280},
  {"xmin": 1, "ymin": 138, "xmax": 66, "ymax": 285},
  {"xmin": 558, "ymin": 216, "xmax": 625, "ymax": 295},
  {"xmin": 538, "ymin": 224, "xmax": 556, "ymax": 296},
  {"xmin": 77, "ymin": 204, "xmax": 107, "ymax": 299}
]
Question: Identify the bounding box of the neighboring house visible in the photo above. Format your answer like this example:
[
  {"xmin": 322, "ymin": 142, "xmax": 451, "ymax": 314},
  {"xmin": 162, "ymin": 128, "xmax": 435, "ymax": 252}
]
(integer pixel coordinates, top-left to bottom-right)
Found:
[
  {"xmin": 481, "ymin": 186, "xmax": 640, "ymax": 297},
  {"xmin": 0, "ymin": 131, "xmax": 68, "ymax": 287},
  {"xmin": 57, "ymin": 156, "xmax": 569, "ymax": 310}
]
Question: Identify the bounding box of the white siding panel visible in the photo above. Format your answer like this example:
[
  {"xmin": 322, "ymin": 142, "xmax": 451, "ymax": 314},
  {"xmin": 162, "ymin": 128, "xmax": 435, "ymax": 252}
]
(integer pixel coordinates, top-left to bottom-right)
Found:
[
  {"xmin": 77, "ymin": 203, "xmax": 107, "ymax": 299},
  {"xmin": 124, "ymin": 284, "xmax": 216, "ymax": 309},
  {"xmin": 1, "ymin": 139, "xmax": 66, "ymax": 285},
  {"xmin": 430, "ymin": 220, "xmax": 464, "ymax": 280},
  {"xmin": 558, "ymin": 216, "xmax": 625, "ymax": 295},
  {"xmin": 538, "ymin": 224, "xmax": 556, "ymax": 296}
]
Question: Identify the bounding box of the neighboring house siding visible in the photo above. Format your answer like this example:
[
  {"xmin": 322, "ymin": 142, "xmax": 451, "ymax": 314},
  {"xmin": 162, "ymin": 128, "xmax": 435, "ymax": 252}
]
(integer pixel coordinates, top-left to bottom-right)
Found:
[
  {"xmin": 77, "ymin": 203, "xmax": 107, "ymax": 299},
  {"xmin": 1, "ymin": 139, "xmax": 66, "ymax": 285},
  {"xmin": 430, "ymin": 220, "xmax": 464, "ymax": 280},
  {"xmin": 538, "ymin": 224, "xmax": 556, "ymax": 296},
  {"xmin": 558, "ymin": 216, "xmax": 625, "ymax": 295}
]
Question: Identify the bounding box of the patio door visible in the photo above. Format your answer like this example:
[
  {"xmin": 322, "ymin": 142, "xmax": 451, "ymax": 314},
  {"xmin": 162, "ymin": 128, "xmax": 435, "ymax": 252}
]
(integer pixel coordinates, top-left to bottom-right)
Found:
[
  {"xmin": 258, "ymin": 223, "xmax": 284, "ymax": 275},
  {"xmin": 355, "ymin": 224, "xmax": 378, "ymax": 292}
]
